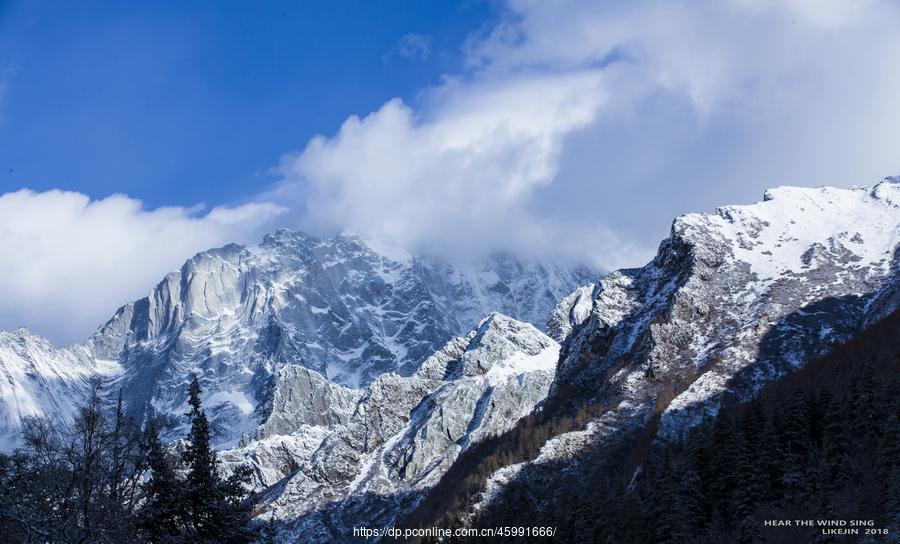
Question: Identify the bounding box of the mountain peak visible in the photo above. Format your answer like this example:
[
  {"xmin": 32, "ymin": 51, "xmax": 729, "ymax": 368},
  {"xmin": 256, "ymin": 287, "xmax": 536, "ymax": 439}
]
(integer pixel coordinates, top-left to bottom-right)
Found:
[{"xmin": 0, "ymin": 229, "xmax": 598, "ymax": 448}]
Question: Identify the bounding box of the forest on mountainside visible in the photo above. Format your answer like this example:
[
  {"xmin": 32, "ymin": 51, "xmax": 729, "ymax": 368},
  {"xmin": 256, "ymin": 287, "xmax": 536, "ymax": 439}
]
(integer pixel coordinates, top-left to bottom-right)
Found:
[{"xmin": 413, "ymin": 307, "xmax": 900, "ymax": 544}]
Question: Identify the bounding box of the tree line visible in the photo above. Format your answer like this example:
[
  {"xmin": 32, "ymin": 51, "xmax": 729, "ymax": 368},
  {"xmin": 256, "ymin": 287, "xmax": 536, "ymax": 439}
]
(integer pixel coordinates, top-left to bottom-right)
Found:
[
  {"xmin": 0, "ymin": 377, "xmax": 263, "ymax": 543},
  {"xmin": 433, "ymin": 307, "xmax": 900, "ymax": 543}
]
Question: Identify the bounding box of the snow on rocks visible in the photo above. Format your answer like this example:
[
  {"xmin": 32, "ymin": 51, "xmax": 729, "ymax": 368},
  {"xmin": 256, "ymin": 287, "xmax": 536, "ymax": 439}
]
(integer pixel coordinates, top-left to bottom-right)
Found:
[
  {"xmin": 467, "ymin": 179, "xmax": 900, "ymax": 530},
  {"xmin": 0, "ymin": 328, "xmax": 121, "ymax": 451}
]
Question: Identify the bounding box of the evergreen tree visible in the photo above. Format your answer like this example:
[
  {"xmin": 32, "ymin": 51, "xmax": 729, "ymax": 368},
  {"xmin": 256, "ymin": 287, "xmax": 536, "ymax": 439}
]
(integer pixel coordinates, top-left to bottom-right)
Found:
[
  {"xmin": 139, "ymin": 418, "xmax": 186, "ymax": 543},
  {"xmin": 619, "ymin": 486, "xmax": 646, "ymax": 544},
  {"xmin": 885, "ymin": 376, "xmax": 900, "ymax": 421},
  {"xmin": 732, "ymin": 431, "xmax": 761, "ymax": 522},
  {"xmin": 568, "ymin": 476, "xmax": 594, "ymax": 544},
  {"xmin": 737, "ymin": 514, "xmax": 766, "ymax": 544},
  {"xmin": 648, "ymin": 451, "xmax": 689, "ymax": 544},
  {"xmin": 850, "ymin": 364, "xmax": 882, "ymax": 444},
  {"xmin": 685, "ymin": 417, "xmax": 711, "ymax": 477},
  {"xmin": 813, "ymin": 498, "xmax": 840, "ymax": 544},
  {"xmin": 589, "ymin": 474, "xmax": 619, "ymax": 544},
  {"xmin": 183, "ymin": 376, "xmax": 257, "ymax": 544},
  {"xmin": 140, "ymin": 377, "xmax": 257, "ymax": 544},
  {"xmin": 876, "ymin": 415, "xmax": 900, "ymax": 516},
  {"xmin": 778, "ymin": 387, "xmax": 814, "ymax": 505},
  {"xmin": 757, "ymin": 407, "xmax": 781, "ymax": 503},
  {"xmin": 679, "ymin": 469, "xmax": 707, "ymax": 536},
  {"xmin": 541, "ymin": 488, "xmax": 574, "ymax": 543},
  {"xmin": 183, "ymin": 377, "xmax": 219, "ymax": 539},
  {"xmin": 707, "ymin": 409, "xmax": 738, "ymax": 522},
  {"xmin": 741, "ymin": 400, "xmax": 768, "ymax": 461},
  {"xmin": 818, "ymin": 390, "xmax": 852, "ymax": 501}
]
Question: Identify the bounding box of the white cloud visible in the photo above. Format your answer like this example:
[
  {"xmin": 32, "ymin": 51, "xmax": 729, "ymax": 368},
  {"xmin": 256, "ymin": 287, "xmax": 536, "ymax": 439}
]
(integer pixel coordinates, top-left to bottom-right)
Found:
[
  {"xmin": 275, "ymin": 71, "xmax": 606, "ymax": 259},
  {"xmin": 397, "ymin": 33, "xmax": 432, "ymax": 60},
  {"xmin": 0, "ymin": 189, "xmax": 285, "ymax": 345},
  {"xmin": 465, "ymin": 0, "xmax": 900, "ymax": 116}
]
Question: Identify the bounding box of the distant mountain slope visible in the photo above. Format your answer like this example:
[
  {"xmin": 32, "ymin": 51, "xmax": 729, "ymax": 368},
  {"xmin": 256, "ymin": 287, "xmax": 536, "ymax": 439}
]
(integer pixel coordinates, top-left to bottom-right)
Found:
[
  {"xmin": 0, "ymin": 230, "xmax": 598, "ymax": 448},
  {"xmin": 0, "ymin": 329, "xmax": 120, "ymax": 451}
]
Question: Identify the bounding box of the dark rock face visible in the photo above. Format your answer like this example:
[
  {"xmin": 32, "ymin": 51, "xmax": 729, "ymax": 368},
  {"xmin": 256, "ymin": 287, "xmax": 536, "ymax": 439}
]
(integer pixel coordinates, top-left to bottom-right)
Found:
[{"xmin": 255, "ymin": 366, "xmax": 363, "ymax": 440}]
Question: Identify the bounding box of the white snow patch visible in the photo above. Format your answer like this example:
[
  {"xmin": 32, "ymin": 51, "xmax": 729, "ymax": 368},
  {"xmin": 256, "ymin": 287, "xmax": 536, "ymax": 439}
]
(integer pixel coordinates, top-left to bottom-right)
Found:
[
  {"xmin": 697, "ymin": 183, "xmax": 900, "ymax": 283},
  {"xmin": 484, "ymin": 344, "xmax": 559, "ymax": 386}
]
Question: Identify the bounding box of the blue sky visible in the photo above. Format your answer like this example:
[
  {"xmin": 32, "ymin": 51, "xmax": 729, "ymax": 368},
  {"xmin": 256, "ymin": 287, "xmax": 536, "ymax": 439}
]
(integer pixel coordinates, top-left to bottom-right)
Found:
[
  {"xmin": 0, "ymin": 0, "xmax": 495, "ymax": 208},
  {"xmin": 2, "ymin": 0, "xmax": 900, "ymax": 345}
]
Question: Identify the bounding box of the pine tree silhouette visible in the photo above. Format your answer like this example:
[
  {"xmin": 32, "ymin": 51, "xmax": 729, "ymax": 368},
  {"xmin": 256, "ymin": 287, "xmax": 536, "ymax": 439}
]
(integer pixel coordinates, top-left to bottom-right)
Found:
[{"xmin": 140, "ymin": 418, "xmax": 185, "ymax": 542}]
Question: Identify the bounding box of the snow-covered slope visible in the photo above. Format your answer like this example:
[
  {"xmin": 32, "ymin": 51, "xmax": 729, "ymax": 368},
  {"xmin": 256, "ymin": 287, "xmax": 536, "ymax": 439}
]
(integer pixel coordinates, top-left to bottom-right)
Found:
[
  {"xmin": 0, "ymin": 230, "xmax": 597, "ymax": 448},
  {"xmin": 216, "ymin": 313, "xmax": 557, "ymax": 542}
]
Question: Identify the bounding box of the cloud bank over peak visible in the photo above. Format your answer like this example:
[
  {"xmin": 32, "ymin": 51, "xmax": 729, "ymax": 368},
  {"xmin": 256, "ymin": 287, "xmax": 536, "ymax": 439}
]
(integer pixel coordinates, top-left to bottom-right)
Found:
[{"xmin": 275, "ymin": 71, "xmax": 605, "ymax": 259}]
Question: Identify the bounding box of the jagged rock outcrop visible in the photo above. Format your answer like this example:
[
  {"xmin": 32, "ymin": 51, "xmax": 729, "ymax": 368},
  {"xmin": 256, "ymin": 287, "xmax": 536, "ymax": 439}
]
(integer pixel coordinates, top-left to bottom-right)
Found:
[
  {"xmin": 255, "ymin": 366, "xmax": 363, "ymax": 440},
  {"xmin": 217, "ymin": 313, "xmax": 558, "ymax": 541},
  {"xmin": 0, "ymin": 230, "xmax": 597, "ymax": 448},
  {"xmin": 545, "ymin": 284, "xmax": 598, "ymax": 342}
]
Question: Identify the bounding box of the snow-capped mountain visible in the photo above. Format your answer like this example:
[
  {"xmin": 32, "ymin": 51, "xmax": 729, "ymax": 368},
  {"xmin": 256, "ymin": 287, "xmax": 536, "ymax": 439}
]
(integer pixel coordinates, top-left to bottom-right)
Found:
[
  {"xmin": 8, "ymin": 175, "xmax": 900, "ymax": 541},
  {"xmin": 478, "ymin": 177, "xmax": 900, "ymax": 507},
  {"xmin": 249, "ymin": 171, "xmax": 900, "ymax": 539},
  {"xmin": 0, "ymin": 230, "xmax": 598, "ymax": 448},
  {"xmin": 236, "ymin": 179, "xmax": 900, "ymax": 540}
]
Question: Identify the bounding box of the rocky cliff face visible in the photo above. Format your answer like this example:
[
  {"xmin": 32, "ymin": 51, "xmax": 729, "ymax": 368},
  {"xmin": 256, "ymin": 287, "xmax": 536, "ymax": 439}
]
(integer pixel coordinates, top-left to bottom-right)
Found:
[
  {"xmin": 0, "ymin": 230, "xmax": 597, "ymax": 448},
  {"xmin": 217, "ymin": 313, "xmax": 558, "ymax": 541}
]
